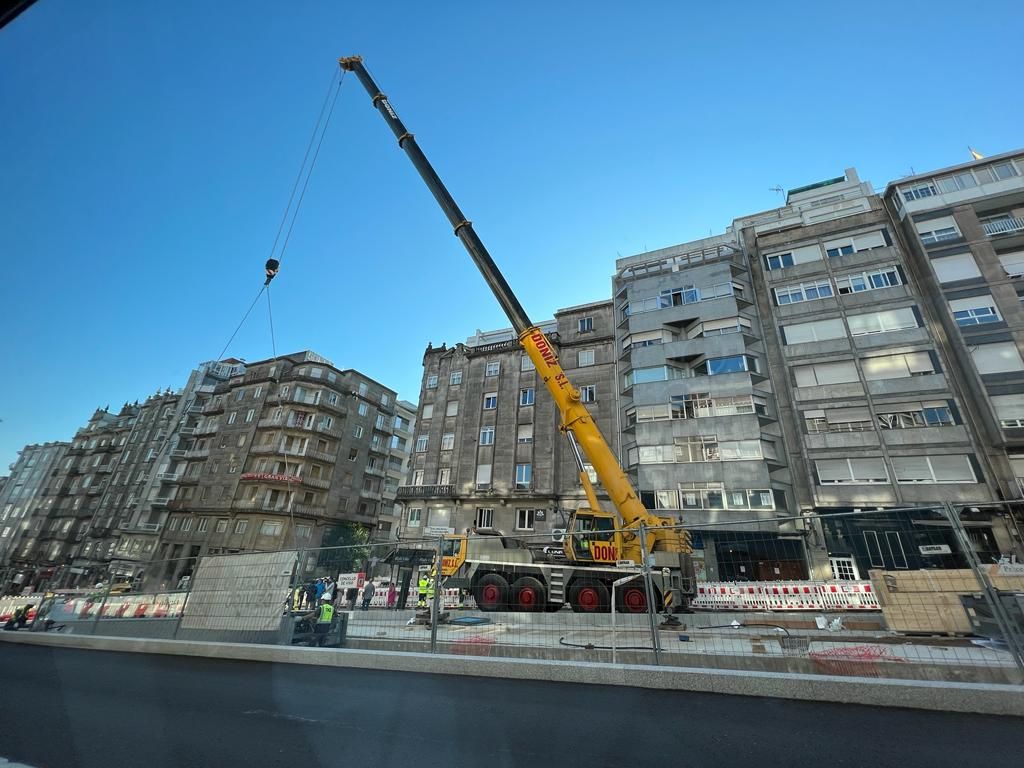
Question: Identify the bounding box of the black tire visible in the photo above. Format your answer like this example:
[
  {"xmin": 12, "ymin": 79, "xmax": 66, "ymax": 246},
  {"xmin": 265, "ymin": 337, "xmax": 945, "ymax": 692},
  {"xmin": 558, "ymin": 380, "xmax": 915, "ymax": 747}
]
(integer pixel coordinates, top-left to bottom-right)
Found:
[
  {"xmin": 509, "ymin": 576, "xmax": 546, "ymax": 612},
  {"xmin": 473, "ymin": 573, "xmax": 509, "ymax": 611},
  {"xmin": 616, "ymin": 583, "xmax": 650, "ymax": 614},
  {"xmin": 568, "ymin": 579, "xmax": 610, "ymax": 613}
]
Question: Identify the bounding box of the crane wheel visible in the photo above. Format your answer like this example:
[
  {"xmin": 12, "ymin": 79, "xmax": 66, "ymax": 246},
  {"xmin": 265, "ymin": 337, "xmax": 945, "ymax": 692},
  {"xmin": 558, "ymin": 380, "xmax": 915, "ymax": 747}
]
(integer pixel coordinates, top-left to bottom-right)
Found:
[
  {"xmin": 509, "ymin": 576, "xmax": 546, "ymax": 612},
  {"xmin": 473, "ymin": 574, "xmax": 509, "ymax": 611},
  {"xmin": 568, "ymin": 579, "xmax": 609, "ymax": 613},
  {"xmin": 616, "ymin": 585, "xmax": 650, "ymax": 614}
]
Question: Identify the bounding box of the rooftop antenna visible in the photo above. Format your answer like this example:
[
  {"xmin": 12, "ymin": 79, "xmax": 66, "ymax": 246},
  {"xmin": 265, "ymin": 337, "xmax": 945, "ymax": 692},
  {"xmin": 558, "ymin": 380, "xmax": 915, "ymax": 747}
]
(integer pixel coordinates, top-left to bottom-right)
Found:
[{"xmin": 769, "ymin": 185, "xmax": 784, "ymax": 197}]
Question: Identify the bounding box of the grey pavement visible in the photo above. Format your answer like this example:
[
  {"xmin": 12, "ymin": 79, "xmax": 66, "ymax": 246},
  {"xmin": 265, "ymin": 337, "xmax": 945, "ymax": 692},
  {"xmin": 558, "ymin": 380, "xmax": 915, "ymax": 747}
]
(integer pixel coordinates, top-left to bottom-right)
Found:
[{"xmin": 0, "ymin": 643, "xmax": 1021, "ymax": 768}]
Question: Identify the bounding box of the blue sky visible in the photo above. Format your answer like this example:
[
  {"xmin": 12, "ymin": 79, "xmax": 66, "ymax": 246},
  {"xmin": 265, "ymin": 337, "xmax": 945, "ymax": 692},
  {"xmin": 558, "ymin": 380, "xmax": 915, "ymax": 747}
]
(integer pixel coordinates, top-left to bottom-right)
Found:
[{"xmin": 1, "ymin": 0, "xmax": 1021, "ymax": 467}]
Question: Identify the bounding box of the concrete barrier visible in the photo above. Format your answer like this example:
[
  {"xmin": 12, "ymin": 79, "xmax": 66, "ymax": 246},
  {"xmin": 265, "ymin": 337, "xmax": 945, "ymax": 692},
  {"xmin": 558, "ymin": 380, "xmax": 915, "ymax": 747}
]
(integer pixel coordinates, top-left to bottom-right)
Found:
[{"xmin": 2, "ymin": 630, "xmax": 1022, "ymax": 717}]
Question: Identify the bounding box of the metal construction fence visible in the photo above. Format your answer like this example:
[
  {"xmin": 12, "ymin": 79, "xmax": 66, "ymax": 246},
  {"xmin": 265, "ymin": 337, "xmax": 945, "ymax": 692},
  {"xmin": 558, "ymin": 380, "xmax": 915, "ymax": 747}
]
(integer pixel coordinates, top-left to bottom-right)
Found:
[{"xmin": 5, "ymin": 503, "xmax": 1022, "ymax": 686}]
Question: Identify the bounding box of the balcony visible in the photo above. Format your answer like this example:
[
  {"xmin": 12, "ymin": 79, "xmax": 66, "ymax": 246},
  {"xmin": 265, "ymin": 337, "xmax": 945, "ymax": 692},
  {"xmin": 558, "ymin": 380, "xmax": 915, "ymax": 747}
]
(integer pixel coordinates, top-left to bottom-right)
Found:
[
  {"xmin": 305, "ymin": 448, "xmax": 336, "ymax": 462},
  {"xmin": 396, "ymin": 484, "xmax": 454, "ymax": 499},
  {"xmin": 184, "ymin": 448, "xmax": 210, "ymax": 459},
  {"xmin": 167, "ymin": 498, "xmax": 191, "ymax": 510},
  {"xmin": 178, "ymin": 426, "xmax": 196, "ymax": 436},
  {"xmin": 233, "ymin": 500, "xmax": 290, "ymax": 513},
  {"xmin": 156, "ymin": 472, "xmax": 180, "ymax": 482},
  {"xmin": 169, "ymin": 449, "xmax": 187, "ymax": 460},
  {"xmin": 94, "ymin": 464, "xmax": 114, "ymax": 474},
  {"xmin": 193, "ymin": 424, "xmax": 219, "ymax": 436},
  {"xmin": 150, "ymin": 497, "xmax": 173, "ymax": 507},
  {"xmin": 86, "ymin": 485, "xmax": 105, "ymax": 496},
  {"xmin": 302, "ymin": 476, "xmax": 331, "ymax": 490},
  {"xmin": 118, "ymin": 522, "xmax": 162, "ymax": 534},
  {"xmin": 984, "ymin": 217, "xmax": 1024, "ymax": 237},
  {"xmin": 365, "ymin": 464, "xmax": 386, "ymax": 477},
  {"xmin": 239, "ymin": 471, "xmax": 302, "ymax": 485},
  {"xmin": 203, "ymin": 400, "xmax": 225, "ymax": 415},
  {"xmin": 360, "ymin": 490, "xmax": 383, "ymax": 502},
  {"xmin": 176, "ymin": 474, "xmax": 201, "ymax": 485}
]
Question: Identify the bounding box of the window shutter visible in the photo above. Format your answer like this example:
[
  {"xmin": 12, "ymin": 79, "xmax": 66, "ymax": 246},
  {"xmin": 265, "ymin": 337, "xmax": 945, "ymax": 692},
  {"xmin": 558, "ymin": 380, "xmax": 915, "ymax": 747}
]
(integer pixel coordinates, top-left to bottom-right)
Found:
[
  {"xmin": 971, "ymin": 342, "xmax": 1024, "ymax": 374},
  {"xmin": 475, "ymin": 464, "xmax": 492, "ymax": 484},
  {"xmin": 892, "ymin": 456, "xmax": 932, "ymax": 482},
  {"xmin": 929, "ymin": 455, "xmax": 975, "ymax": 482},
  {"xmin": 853, "ymin": 231, "xmax": 886, "ymax": 250},
  {"xmin": 991, "ymin": 395, "xmax": 1024, "ymax": 420},
  {"xmin": 998, "ymin": 251, "xmax": 1024, "ymax": 277},
  {"xmin": 815, "ymin": 459, "xmax": 850, "ymax": 483},
  {"xmin": 932, "ymin": 253, "xmax": 981, "ymax": 283},
  {"xmin": 814, "ymin": 362, "xmax": 859, "ymax": 385},
  {"xmin": 849, "ymin": 458, "xmax": 887, "ymax": 481}
]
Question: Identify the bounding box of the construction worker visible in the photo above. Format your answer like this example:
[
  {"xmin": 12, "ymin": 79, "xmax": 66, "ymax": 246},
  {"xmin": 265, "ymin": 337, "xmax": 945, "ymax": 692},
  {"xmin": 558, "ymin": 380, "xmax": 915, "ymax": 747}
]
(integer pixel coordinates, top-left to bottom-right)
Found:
[
  {"xmin": 417, "ymin": 570, "xmax": 429, "ymax": 609},
  {"xmin": 425, "ymin": 570, "xmax": 436, "ymax": 607},
  {"xmin": 303, "ymin": 595, "xmax": 335, "ymax": 647}
]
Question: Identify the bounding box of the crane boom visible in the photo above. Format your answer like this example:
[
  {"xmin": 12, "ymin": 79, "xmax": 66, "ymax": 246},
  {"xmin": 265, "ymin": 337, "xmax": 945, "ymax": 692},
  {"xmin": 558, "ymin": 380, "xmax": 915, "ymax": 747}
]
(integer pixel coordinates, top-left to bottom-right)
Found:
[{"xmin": 338, "ymin": 56, "xmax": 681, "ymax": 540}]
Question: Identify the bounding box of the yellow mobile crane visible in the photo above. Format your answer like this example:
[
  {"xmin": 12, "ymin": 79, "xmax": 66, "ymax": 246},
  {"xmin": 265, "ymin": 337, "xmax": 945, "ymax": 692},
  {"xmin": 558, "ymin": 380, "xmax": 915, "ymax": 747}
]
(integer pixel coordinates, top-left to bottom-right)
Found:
[{"xmin": 340, "ymin": 56, "xmax": 693, "ymax": 613}]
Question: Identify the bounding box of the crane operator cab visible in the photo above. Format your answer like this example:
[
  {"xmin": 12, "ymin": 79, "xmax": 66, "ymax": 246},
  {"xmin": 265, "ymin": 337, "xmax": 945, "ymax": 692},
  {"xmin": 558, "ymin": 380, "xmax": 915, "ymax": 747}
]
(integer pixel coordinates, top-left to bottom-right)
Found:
[{"xmin": 566, "ymin": 510, "xmax": 626, "ymax": 564}]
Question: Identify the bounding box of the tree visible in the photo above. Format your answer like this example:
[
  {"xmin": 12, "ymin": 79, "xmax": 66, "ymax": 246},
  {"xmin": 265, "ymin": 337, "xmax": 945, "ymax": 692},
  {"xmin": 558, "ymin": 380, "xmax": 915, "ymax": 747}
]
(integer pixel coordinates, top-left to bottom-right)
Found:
[{"xmin": 316, "ymin": 522, "xmax": 372, "ymax": 574}]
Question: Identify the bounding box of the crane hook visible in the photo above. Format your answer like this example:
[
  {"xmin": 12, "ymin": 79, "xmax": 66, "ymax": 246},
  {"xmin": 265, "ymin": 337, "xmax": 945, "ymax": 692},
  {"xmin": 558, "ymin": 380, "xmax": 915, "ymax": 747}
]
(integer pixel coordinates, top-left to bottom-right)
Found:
[{"xmin": 265, "ymin": 259, "xmax": 280, "ymax": 286}]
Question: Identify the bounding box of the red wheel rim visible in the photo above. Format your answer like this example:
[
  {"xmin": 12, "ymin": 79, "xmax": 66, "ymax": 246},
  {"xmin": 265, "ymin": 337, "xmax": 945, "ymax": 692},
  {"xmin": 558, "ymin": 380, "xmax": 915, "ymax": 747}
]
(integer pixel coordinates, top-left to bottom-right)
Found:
[
  {"xmin": 623, "ymin": 587, "xmax": 646, "ymax": 613},
  {"xmin": 578, "ymin": 587, "xmax": 599, "ymax": 610},
  {"xmin": 482, "ymin": 584, "xmax": 501, "ymax": 606},
  {"xmin": 517, "ymin": 588, "xmax": 536, "ymax": 608}
]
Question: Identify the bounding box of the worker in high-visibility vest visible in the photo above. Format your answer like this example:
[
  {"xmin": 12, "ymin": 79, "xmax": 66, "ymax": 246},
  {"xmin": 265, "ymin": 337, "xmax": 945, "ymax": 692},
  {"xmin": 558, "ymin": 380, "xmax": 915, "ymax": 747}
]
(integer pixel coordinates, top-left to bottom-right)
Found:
[
  {"xmin": 426, "ymin": 571, "xmax": 436, "ymax": 605},
  {"xmin": 417, "ymin": 572, "xmax": 429, "ymax": 609},
  {"xmin": 304, "ymin": 596, "xmax": 334, "ymax": 647}
]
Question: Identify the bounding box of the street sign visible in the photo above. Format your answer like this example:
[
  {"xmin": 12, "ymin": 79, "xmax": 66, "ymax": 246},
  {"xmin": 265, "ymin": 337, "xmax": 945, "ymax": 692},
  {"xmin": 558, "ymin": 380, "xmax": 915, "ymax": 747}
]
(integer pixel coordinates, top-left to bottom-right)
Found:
[
  {"xmin": 423, "ymin": 525, "xmax": 454, "ymax": 537},
  {"xmin": 615, "ymin": 559, "xmax": 636, "ymax": 568},
  {"xmin": 919, "ymin": 544, "xmax": 952, "ymax": 555}
]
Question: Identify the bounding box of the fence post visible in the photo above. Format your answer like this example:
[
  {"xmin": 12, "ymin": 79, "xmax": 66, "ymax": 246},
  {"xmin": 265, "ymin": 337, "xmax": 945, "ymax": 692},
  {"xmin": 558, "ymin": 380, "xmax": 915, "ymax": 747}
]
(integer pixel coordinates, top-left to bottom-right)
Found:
[
  {"xmin": 430, "ymin": 536, "xmax": 444, "ymax": 653},
  {"xmin": 90, "ymin": 580, "xmax": 114, "ymax": 636},
  {"xmin": 638, "ymin": 523, "xmax": 661, "ymax": 665},
  {"xmin": 944, "ymin": 503, "xmax": 1024, "ymax": 674}
]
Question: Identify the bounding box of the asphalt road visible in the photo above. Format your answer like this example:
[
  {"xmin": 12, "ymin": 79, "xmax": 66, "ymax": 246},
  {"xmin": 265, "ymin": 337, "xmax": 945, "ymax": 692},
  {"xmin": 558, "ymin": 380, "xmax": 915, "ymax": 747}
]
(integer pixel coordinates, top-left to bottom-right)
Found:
[{"xmin": 0, "ymin": 645, "xmax": 1019, "ymax": 768}]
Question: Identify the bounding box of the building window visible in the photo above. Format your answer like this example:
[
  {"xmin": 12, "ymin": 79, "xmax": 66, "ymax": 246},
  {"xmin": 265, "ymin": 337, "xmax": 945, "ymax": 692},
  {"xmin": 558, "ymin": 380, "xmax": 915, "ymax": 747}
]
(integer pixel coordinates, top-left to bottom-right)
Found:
[
  {"xmin": 215, "ymin": 519, "xmax": 228, "ymax": 533},
  {"xmin": 475, "ymin": 508, "xmax": 494, "ymax": 529},
  {"xmin": 408, "ymin": 508, "xmax": 423, "ymax": 527},
  {"xmin": 765, "ymin": 252, "xmax": 794, "ymax": 270},
  {"xmin": 862, "ymin": 352, "xmax": 937, "ymax": 380},
  {"xmin": 521, "ymin": 355, "xmax": 535, "ymax": 371},
  {"xmin": 260, "ymin": 521, "xmax": 283, "ymax": 537},
  {"xmin": 794, "ymin": 361, "xmax": 859, "ymax": 387},
  {"xmin": 781, "ymin": 318, "xmax": 846, "ymax": 344},
  {"xmin": 358, "ymin": 402, "xmax": 368, "ymax": 416},
  {"xmin": 358, "ymin": 382, "xmax": 368, "ymax": 396},
  {"xmin": 437, "ymin": 467, "xmax": 451, "ymax": 484},
  {"xmin": 932, "ymin": 253, "xmax": 983, "ymax": 284},
  {"xmin": 227, "ymin": 412, "xmax": 237, "ymax": 425},
  {"xmin": 515, "ymin": 463, "xmax": 532, "ymax": 489},
  {"xmin": 694, "ymin": 356, "xmax": 757, "ymax": 377},
  {"xmin": 519, "ymin": 388, "xmax": 535, "ymax": 406},
  {"xmin": 441, "ymin": 433, "xmax": 455, "ymax": 451},
  {"xmin": 421, "ymin": 403, "xmax": 434, "ymax": 420},
  {"xmin": 475, "ymin": 464, "xmax": 491, "ymax": 489},
  {"xmin": 901, "ymin": 182, "xmax": 937, "ymax": 202},
  {"xmin": 196, "ymin": 518, "xmax": 209, "ymax": 533},
  {"xmin": 578, "ymin": 316, "xmax": 593, "ymax": 333},
  {"xmin": 804, "ymin": 407, "xmax": 873, "ymax": 434},
  {"xmin": 381, "ymin": 393, "xmax": 390, "ymax": 406},
  {"xmin": 516, "ymin": 509, "xmax": 536, "ymax": 530},
  {"xmin": 235, "ymin": 389, "xmax": 246, "ymax": 402},
  {"xmin": 328, "ymin": 392, "xmax": 339, "ymax": 405},
  {"xmin": 847, "ymin": 307, "xmax": 919, "ymax": 336},
  {"xmin": 354, "ymin": 425, "xmax": 364, "ymax": 438},
  {"xmin": 775, "ymin": 279, "xmax": 834, "ymax": 305},
  {"xmin": 824, "ymin": 230, "xmax": 885, "ymax": 258},
  {"xmin": 892, "ymin": 455, "xmax": 976, "ymax": 484},
  {"xmin": 815, "ymin": 458, "xmax": 889, "ymax": 484},
  {"xmin": 479, "ymin": 427, "xmax": 495, "ymax": 446},
  {"xmin": 970, "ymin": 342, "xmax": 1024, "ymax": 374},
  {"xmin": 296, "ymin": 524, "xmax": 312, "ymax": 540},
  {"xmin": 485, "ymin": 361, "xmax": 500, "ymax": 377},
  {"xmin": 830, "ymin": 557, "xmax": 860, "ymax": 581},
  {"xmin": 580, "ymin": 385, "xmax": 596, "ymax": 403},
  {"xmin": 835, "ymin": 266, "xmax": 902, "ymax": 295},
  {"xmin": 348, "ymin": 448, "xmax": 359, "ymax": 461},
  {"xmin": 577, "ymin": 349, "xmax": 595, "ymax": 367},
  {"xmin": 877, "ymin": 401, "xmax": 954, "ymax": 429},
  {"xmin": 916, "ymin": 217, "xmax": 961, "ymax": 245},
  {"xmin": 950, "ymin": 297, "xmax": 1000, "ymax": 326},
  {"xmin": 415, "ymin": 436, "xmax": 429, "ymax": 452},
  {"xmin": 483, "ymin": 393, "xmax": 498, "ymax": 410},
  {"xmin": 411, "ymin": 469, "xmax": 424, "ymax": 486},
  {"xmin": 446, "ymin": 401, "xmax": 459, "ymax": 417},
  {"xmin": 168, "ymin": 516, "xmax": 181, "ymax": 531},
  {"xmin": 426, "ymin": 374, "xmax": 438, "ymax": 389},
  {"xmin": 245, "ymin": 409, "xmax": 255, "ymax": 423},
  {"xmin": 450, "ymin": 370, "xmax": 463, "ymax": 385},
  {"xmin": 181, "ymin": 517, "xmax": 193, "ymax": 532},
  {"xmin": 517, "ymin": 424, "xmax": 534, "ymax": 444}
]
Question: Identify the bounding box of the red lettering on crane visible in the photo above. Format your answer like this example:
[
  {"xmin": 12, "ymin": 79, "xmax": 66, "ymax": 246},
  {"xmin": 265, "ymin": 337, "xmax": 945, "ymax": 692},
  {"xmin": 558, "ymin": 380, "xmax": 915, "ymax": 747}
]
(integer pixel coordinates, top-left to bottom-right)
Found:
[{"xmin": 530, "ymin": 332, "xmax": 558, "ymax": 368}]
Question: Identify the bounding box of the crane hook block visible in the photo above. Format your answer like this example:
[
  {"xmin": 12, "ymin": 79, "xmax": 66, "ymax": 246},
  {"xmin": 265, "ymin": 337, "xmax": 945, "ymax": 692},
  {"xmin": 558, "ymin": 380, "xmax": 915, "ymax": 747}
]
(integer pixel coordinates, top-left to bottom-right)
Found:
[{"xmin": 265, "ymin": 258, "xmax": 280, "ymax": 286}]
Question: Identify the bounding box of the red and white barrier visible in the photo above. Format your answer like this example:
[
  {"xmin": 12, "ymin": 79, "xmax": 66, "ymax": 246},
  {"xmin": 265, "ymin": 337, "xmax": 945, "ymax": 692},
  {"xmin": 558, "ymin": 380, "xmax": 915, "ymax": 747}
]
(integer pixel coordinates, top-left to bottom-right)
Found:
[{"xmin": 691, "ymin": 581, "xmax": 879, "ymax": 611}]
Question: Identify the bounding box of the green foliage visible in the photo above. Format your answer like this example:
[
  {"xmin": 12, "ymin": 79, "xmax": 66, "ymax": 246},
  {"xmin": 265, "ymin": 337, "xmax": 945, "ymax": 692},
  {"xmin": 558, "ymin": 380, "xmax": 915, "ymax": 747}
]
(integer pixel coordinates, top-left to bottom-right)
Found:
[{"xmin": 315, "ymin": 522, "xmax": 372, "ymax": 574}]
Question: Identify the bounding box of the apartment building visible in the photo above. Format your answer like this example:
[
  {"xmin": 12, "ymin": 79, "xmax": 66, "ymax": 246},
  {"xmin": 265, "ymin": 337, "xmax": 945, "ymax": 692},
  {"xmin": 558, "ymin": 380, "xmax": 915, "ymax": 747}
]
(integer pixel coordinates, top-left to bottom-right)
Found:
[
  {"xmin": 613, "ymin": 236, "xmax": 796, "ymax": 581},
  {"xmin": 737, "ymin": 167, "xmax": 997, "ymax": 578},
  {"xmin": 397, "ymin": 301, "xmax": 617, "ymax": 539},
  {"xmin": 0, "ymin": 442, "xmax": 68, "ymax": 591},
  {"xmin": 154, "ymin": 351, "xmax": 400, "ymax": 585},
  {"xmin": 883, "ymin": 150, "xmax": 1024, "ymax": 497},
  {"xmin": 375, "ymin": 400, "xmax": 416, "ymax": 541}
]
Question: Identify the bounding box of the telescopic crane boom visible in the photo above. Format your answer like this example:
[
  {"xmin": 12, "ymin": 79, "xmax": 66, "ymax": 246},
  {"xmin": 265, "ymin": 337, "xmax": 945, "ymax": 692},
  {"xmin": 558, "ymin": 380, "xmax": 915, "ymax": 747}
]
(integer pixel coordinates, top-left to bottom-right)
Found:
[{"xmin": 339, "ymin": 56, "xmax": 691, "ymax": 569}]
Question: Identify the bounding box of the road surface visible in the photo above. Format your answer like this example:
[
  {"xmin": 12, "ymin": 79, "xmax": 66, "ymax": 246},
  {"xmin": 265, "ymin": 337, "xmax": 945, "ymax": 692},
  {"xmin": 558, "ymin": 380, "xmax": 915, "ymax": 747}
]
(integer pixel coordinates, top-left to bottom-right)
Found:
[{"xmin": 0, "ymin": 644, "xmax": 1018, "ymax": 767}]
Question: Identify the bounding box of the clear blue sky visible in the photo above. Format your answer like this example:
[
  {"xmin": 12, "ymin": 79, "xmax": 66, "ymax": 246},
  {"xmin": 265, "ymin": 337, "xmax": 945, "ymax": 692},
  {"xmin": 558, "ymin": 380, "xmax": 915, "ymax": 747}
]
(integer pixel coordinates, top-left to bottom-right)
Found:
[{"xmin": 1, "ymin": 0, "xmax": 1021, "ymax": 468}]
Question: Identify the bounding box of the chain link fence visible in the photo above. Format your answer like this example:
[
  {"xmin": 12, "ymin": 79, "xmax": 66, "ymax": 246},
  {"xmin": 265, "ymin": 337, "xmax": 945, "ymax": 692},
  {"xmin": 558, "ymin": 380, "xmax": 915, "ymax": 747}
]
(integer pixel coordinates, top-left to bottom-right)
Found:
[{"xmin": 6, "ymin": 503, "xmax": 1022, "ymax": 685}]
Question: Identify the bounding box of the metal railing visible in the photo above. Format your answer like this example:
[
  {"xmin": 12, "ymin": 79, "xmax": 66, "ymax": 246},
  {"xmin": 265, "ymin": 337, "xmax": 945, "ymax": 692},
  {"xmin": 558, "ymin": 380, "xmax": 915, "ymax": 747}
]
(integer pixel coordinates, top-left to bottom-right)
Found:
[
  {"xmin": 397, "ymin": 484, "xmax": 454, "ymax": 498},
  {"xmin": 984, "ymin": 217, "xmax": 1024, "ymax": 236}
]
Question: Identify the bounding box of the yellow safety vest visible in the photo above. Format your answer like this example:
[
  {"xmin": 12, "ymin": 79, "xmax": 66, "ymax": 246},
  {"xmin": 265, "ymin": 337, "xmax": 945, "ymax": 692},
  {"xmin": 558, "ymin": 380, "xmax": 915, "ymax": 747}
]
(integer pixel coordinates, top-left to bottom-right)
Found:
[
  {"xmin": 318, "ymin": 603, "xmax": 334, "ymax": 624},
  {"xmin": 418, "ymin": 577, "xmax": 428, "ymax": 594},
  {"xmin": 426, "ymin": 578, "xmax": 435, "ymax": 599}
]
